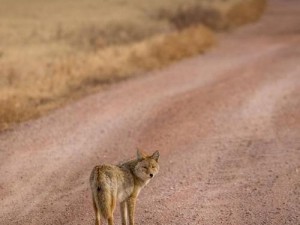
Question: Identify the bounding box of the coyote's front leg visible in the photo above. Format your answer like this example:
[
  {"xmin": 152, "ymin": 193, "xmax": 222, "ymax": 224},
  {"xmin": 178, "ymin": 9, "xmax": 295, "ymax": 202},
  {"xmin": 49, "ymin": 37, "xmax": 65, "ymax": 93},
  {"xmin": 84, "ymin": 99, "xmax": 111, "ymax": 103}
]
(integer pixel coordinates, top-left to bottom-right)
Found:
[
  {"xmin": 120, "ymin": 201, "xmax": 128, "ymax": 225},
  {"xmin": 127, "ymin": 196, "xmax": 137, "ymax": 225}
]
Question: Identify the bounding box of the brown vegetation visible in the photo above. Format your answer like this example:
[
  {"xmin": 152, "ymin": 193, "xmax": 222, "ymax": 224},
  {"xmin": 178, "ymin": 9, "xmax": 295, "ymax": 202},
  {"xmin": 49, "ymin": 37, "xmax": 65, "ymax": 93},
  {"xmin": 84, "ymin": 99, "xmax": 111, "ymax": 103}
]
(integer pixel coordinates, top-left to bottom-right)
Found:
[
  {"xmin": 226, "ymin": 0, "xmax": 267, "ymax": 28},
  {"xmin": 0, "ymin": 0, "xmax": 266, "ymax": 130}
]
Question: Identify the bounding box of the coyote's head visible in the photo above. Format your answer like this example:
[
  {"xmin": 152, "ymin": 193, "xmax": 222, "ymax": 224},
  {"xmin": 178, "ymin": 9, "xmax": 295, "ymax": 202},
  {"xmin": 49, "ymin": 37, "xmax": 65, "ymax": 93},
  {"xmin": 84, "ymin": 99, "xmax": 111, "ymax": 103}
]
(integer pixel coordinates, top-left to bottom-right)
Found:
[{"xmin": 134, "ymin": 149, "xmax": 160, "ymax": 181}]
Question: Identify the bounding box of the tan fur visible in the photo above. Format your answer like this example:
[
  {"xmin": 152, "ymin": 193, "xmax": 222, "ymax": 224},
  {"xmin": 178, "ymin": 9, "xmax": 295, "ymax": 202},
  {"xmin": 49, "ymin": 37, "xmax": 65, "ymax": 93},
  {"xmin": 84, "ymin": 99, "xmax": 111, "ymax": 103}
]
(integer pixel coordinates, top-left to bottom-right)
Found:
[{"xmin": 90, "ymin": 149, "xmax": 160, "ymax": 225}]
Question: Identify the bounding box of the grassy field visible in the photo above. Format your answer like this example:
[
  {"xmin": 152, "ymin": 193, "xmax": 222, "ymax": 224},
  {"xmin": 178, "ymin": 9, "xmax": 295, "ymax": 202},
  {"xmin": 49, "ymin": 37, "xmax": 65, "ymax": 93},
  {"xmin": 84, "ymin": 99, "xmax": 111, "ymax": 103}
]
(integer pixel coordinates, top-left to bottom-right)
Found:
[{"xmin": 0, "ymin": 0, "xmax": 266, "ymax": 130}]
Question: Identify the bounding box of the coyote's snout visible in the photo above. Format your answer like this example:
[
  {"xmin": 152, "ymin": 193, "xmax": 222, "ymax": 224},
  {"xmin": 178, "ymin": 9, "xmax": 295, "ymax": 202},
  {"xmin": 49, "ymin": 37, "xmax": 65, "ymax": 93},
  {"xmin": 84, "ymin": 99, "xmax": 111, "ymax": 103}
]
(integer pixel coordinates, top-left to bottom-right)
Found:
[{"xmin": 90, "ymin": 149, "xmax": 160, "ymax": 225}]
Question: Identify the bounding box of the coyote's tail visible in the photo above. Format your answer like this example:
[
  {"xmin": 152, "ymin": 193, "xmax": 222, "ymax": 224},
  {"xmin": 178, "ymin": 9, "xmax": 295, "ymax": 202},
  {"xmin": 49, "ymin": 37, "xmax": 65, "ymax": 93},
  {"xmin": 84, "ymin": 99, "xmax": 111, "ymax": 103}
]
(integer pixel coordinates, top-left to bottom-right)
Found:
[{"xmin": 90, "ymin": 166, "xmax": 112, "ymax": 219}]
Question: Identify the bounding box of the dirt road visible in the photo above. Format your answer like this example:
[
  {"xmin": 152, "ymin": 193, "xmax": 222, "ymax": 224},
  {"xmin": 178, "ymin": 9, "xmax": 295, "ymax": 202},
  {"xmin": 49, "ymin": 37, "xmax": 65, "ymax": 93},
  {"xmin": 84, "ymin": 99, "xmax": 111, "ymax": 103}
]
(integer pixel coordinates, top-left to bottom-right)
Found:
[{"xmin": 0, "ymin": 0, "xmax": 299, "ymax": 224}]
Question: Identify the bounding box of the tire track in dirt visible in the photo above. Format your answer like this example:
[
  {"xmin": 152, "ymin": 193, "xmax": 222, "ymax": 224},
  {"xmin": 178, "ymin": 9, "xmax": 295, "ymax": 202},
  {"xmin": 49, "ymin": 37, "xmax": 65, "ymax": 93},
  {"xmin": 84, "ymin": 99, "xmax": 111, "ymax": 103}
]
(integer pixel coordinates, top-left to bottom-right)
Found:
[{"xmin": 134, "ymin": 44, "xmax": 300, "ymax": 225}]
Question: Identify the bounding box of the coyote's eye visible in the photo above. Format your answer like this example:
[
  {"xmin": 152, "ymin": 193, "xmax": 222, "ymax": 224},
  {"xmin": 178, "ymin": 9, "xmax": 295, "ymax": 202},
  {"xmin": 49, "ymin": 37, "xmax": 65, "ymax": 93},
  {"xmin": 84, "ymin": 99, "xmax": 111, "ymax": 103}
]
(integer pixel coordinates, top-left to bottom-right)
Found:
[{"xmin": 143, "ymin": 166, "xmax": 147, "ymax": 169}]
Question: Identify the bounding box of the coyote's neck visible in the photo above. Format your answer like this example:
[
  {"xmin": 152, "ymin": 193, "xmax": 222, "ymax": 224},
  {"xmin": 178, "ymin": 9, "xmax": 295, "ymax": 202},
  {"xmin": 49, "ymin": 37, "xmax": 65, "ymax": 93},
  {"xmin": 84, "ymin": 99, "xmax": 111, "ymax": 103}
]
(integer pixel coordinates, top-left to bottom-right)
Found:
[{"xmin": 119, "ymin": 159, "xmax": 147, "ymax": 187}]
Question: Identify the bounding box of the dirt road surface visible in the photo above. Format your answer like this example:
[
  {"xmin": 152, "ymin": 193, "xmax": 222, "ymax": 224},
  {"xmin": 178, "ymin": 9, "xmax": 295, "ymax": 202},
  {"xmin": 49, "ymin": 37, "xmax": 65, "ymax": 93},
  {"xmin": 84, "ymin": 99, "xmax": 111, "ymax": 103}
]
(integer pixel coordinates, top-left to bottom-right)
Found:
[{"xmin": 0, "ymin": 0, "xmax": 299, "ymax": 224}]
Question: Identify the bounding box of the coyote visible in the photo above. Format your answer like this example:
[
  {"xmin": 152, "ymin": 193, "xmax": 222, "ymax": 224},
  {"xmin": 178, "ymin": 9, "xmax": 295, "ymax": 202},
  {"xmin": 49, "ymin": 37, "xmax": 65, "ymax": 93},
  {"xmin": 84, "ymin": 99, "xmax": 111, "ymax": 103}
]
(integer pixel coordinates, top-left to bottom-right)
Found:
[{"xmin": 90, "ymin": 149, "xmax": 160, "ymax": 225}]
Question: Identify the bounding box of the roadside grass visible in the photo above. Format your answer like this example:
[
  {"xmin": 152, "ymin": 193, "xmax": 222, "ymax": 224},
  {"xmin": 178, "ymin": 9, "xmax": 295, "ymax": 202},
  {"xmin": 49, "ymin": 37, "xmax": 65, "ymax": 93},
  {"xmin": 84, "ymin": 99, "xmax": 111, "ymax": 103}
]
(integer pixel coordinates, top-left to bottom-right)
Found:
[{"xmin": 0, "ymin": 0, "xmax": 266, "ymax": 130}]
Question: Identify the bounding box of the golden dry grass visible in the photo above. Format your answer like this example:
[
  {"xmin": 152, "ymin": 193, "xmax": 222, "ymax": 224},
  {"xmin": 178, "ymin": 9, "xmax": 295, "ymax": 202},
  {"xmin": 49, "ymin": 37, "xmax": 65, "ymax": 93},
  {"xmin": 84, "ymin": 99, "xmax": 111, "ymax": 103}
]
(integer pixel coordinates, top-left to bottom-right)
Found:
[
  {"xmin": 0, "ymin": 0, "xmax": 266, "ymax": 130},
  {"xmin": 226, "ymin": 0, "xmax": 267, "ymax": 28}
]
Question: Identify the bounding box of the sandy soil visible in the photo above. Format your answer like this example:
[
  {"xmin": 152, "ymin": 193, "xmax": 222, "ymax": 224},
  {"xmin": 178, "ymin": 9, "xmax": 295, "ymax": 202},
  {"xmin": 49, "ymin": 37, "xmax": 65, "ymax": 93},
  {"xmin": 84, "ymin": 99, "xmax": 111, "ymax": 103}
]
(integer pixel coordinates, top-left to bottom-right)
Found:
[{"xmin": 0, "ymin": 0, "xmax": 299, "ymax": 224}]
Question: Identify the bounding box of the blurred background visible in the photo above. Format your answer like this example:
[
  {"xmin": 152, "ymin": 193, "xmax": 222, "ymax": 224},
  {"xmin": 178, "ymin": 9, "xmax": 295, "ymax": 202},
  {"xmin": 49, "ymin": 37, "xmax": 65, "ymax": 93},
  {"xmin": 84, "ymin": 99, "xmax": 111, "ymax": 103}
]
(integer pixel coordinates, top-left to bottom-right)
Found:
[{"xmin": 0, "ymin": 0, "xmax": 266, "ymax": 130}]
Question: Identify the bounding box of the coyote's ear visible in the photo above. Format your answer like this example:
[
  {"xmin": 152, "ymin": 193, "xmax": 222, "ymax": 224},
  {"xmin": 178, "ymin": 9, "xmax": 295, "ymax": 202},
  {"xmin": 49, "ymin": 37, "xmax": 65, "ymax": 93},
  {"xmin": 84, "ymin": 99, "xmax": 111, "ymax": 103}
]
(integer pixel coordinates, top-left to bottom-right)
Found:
[
  {"xmin": 137, "ymin": 148, "xmax": 146, "ymax": 160},
  {"xmin": 151, "ymin": 151, "xmax": 160, "ymax": 162}
]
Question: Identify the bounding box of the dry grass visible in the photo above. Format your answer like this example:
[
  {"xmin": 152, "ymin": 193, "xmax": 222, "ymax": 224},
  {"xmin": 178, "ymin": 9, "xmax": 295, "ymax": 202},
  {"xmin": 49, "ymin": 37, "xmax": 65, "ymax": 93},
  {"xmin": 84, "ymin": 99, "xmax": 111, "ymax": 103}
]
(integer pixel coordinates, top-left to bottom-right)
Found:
[
  {"xmin": 226, "ymin": 0, "xmax": 267, "ymax": 28},
  {"xmin": 0, "ymin": 0, "xmax": 266, "ymax": 130},
  {"xmin": 159, "ymin": 0, "xmax": 267, "ymax": 30}
]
